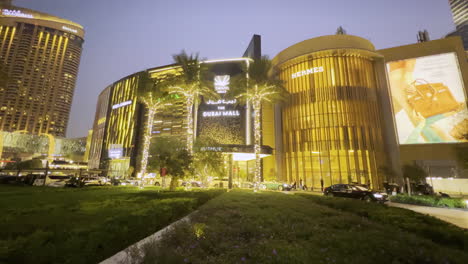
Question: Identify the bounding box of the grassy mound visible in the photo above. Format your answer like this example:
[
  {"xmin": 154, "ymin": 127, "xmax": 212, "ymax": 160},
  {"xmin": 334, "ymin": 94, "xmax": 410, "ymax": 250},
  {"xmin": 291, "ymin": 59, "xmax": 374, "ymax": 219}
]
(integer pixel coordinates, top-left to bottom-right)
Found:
[
  {"xmin": 143, "ymin": 190, "xmax": 468, "ymax": 264},
  {"xmin": 0, "ymin": 186, "xmax": 224, "ymax": 264}
]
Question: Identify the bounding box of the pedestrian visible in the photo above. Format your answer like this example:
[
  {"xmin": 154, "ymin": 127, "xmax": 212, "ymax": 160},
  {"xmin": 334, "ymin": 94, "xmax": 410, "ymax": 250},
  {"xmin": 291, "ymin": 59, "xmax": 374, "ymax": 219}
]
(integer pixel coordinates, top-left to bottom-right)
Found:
[
  {"xmin": 299, "ymin": 178, "xmax": 303, "ymax": 190},
  {"xmin": 320, "ymin": 178, "xmax": 324, "ymax": 192}
]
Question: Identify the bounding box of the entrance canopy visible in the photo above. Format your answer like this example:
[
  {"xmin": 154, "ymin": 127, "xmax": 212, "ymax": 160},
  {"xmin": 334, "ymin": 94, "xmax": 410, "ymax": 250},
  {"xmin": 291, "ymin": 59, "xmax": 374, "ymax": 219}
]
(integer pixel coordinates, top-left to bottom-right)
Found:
[{"xmin": 200, "ymin": 144, "xmax": 273, "ymax": 161}]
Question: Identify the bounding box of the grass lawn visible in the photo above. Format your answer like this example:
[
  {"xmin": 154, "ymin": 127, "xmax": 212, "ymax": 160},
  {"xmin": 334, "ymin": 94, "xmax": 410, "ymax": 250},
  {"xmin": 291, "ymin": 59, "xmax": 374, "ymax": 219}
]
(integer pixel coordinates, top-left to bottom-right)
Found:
[
  {"xmin": 144, "ymin": 190, "xmax": 468, "ymax": 264},
  {"xmin": 389, "ymin": 194, "xmax": 467, "ymax": 209},
  {"xmin": 0, "ymin": 185, "xmax": 224, "ymax": 264}
]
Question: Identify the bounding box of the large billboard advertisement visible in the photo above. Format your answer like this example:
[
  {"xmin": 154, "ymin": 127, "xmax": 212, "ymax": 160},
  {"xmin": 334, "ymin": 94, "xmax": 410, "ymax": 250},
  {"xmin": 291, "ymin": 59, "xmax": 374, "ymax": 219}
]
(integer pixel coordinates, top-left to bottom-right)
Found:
[{"xmin": 387, "ymin": 53, "xmax": 468, "ymax": 144}]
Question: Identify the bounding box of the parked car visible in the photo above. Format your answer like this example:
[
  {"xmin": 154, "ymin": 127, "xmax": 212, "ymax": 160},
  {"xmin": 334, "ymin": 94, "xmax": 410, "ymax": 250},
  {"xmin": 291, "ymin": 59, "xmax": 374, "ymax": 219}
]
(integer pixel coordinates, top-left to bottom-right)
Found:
[
  {"xmin": 15, "ymin": 174, "xmax": 43, "ymax": 185},
  {"xmin": 413, "ymin": 183, "xmax": 434, "ymax": 195},
  {"xmin": 323, "ymin": 184, "xmax": 388, "ymax": 202},
  {"xmin": 115, "ymin": 179, "xmax": 139, "ymax": 186},
  {"xmin": 383, "ymin": 182, "xmax": 401, "ymax": 194},
  {"xmin": 46, "ymin": 175, "xmax": 72, "ymax": 188},
  {"xmin": 181, "ymin": 181, "xmax": 203, "ymax": 188},
  {"xmin": 262, "ymin": 182, "xmax": 294, "ymax": 191},
  {"xmin": 0, "ymin": 175, "xmax": 17, "ymax": 184},
  {"xmin": 82, "ymin": 176, "xmax": 111, "ymax": 186},
  {"xmin": 240, "ymin": 182, "xmax": 254, "ymax": 189},
  {"xmin": 142, "ymin": 177, "xmax": 163, "ymax": 186},
  {"xmin": 209, "ymin": 178, "xmax": 239, "ymax": 188}
]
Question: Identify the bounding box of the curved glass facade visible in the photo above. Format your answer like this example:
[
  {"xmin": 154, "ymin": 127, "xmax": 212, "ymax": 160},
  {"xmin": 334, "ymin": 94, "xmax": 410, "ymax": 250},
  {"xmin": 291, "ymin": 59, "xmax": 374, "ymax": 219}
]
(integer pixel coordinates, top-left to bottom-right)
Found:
[{"xmin": 276, "ymin": 49, "xmax": 387, "ymax": 189}]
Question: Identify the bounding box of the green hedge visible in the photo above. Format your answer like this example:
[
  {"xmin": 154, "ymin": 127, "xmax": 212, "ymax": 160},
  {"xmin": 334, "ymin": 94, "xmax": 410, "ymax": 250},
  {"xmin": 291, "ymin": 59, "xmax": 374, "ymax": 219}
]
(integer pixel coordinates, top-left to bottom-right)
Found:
[{"xmin": 390, "ymin": 194, "xmax": 467, "ymax": 209}]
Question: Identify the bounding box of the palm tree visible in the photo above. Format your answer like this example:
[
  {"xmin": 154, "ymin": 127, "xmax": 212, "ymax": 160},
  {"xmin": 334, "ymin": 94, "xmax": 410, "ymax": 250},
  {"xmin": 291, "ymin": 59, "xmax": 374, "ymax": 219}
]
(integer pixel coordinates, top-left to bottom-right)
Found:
[
  {"xmin": 165, "ymin": 51, "xmax": 218, "ymax": 155},
  {"xmin": 137, "ymin": 73, "xmax": 174, "ymax": 178},
  {"xmin": 230, "ymin": 56, "xmax": 287, "ymax": 189}
]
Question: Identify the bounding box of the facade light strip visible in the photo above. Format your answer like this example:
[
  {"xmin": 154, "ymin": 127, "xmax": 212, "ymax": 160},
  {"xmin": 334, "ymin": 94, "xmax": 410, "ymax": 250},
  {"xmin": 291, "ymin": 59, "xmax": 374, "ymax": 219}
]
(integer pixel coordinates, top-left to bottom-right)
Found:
[{"xmin": 148, "ymin": 58, "xmax": 253, "ymax": 74}]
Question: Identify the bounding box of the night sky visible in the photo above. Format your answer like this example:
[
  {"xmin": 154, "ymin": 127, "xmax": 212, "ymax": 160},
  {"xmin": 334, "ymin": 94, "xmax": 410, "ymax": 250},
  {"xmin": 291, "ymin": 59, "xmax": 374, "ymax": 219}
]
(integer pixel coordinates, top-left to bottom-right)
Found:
[{"xmin": 14, "ymin": 0, "xmax": 456, "ymax": 138}]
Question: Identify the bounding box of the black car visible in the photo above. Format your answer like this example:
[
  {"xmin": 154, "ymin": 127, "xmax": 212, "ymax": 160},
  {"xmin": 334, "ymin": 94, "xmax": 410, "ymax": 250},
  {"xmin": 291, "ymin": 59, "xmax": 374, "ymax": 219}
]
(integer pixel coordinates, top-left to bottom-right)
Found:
[
  {"xmin": 413, "ymin": 183, "xmax": 434, "ymax": 195},
  {"xmin": 0, "ymin": 175, "xmax": 17, "ymax": 184},
  {"xmin": 323, "ymin": 184, "xmax": 388, "ymax": 202}
]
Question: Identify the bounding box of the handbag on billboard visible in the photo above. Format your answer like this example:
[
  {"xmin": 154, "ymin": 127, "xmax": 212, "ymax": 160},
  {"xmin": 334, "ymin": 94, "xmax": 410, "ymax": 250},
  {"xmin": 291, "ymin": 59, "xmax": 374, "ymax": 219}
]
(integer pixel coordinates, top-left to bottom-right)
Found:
[{"xmin": 406, "ymin": 79, "xmax": 459, "ymax": 118}]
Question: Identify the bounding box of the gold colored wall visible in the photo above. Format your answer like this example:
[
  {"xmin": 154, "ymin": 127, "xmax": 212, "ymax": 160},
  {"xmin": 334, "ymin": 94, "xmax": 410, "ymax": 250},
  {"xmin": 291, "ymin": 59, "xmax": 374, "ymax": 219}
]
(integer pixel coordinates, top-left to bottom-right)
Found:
[
  {"xmin": 276, "ymin": 49, "xmax": 388, "ymax": 189},
  {"xmin": 262, "ymin": 102, "xmax": 276, "ymax": 181}
]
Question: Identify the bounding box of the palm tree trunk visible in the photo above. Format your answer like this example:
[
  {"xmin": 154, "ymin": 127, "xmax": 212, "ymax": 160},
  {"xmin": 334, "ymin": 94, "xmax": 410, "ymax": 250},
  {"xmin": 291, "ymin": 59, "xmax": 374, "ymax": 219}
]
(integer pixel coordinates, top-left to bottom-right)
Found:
[
  {"xmin": 186, "ymin": 95, "xmax": 195, "ymax": 156},
  {"xmin": 140, "ymin": 107, "xmax": 155, "ymax": 178},
  {"xmin": 169, "ymin": 175, "xmax": 178, "ymax": 191},
  {"xmin": 253, "ymin": 100, "xmax": 262, "ymax": 189}
]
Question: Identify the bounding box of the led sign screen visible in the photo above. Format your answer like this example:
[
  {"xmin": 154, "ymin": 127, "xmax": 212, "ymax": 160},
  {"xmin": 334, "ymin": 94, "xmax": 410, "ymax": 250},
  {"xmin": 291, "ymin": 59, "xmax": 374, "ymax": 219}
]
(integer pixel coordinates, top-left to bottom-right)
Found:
[
  {"xmin": 108, "ymin": 144, "xmax": 123, "ymax": 159},
  {"xmin": 386, "ymin": 53, "xmax": 468, "ymax": 144},
  {"xmin": 197, "ymin": 61, "xmax": 248, "ymax": 144}
]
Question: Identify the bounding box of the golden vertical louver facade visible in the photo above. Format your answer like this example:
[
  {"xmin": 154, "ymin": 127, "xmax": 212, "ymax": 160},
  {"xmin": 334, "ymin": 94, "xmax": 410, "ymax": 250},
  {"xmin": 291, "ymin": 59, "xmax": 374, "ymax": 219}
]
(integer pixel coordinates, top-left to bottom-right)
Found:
[
  {"xmin": 105, "ymin": 75, "xmax": 140, "ymax": 158},
  {"xmin": 0, "ymin": 5, "xmax": 84, "ymax": 137},
  {"xmin": 88, "ymin": 86, "xmax": 111, "ymax": 169},
  {"xmin": 273, "ymin": 35, "xmax": 390, "ymax": 189}
]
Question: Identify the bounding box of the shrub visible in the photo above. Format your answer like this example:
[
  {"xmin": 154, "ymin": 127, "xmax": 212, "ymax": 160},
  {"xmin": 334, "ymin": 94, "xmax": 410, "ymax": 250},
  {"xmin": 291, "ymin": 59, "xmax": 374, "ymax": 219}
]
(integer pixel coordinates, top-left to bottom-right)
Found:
[{"xmin": 390, "ymin": 194, "xmax": 467, "ymax": 209}]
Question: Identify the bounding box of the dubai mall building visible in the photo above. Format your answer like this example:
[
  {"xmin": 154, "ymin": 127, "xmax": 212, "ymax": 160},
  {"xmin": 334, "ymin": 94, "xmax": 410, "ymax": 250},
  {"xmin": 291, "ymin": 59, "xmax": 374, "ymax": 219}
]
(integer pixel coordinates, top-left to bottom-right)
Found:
[{"xmin": 88, "ymin": 34, "xmax": 468, "ymax": 190}]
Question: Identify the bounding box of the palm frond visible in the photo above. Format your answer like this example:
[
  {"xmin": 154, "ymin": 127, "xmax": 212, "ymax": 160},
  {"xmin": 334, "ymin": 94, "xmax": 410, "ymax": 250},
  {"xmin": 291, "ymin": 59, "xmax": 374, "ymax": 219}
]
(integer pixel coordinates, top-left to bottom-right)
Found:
[
  {"xmin": 229, "ymin": 56, "xmax": 288, "ymax": 105},
  {"xmin": 166, "ymin": 51, "xmax": 219, "ymax": 102},
  {"xmin": 138, "ymin": 72, "xmax": 179, "ymax": 108}
]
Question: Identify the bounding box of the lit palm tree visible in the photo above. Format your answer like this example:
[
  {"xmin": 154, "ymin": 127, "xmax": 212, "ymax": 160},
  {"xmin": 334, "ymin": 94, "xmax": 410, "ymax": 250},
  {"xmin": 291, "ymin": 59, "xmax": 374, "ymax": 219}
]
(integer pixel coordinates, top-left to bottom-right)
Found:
[
  {"xmin": 137, "ymin": 73, "xmax": 175, "ymax": 178},
  {"xmin": 230, "ymin": 56, "xmax": 287, "ymax": 189},
  {"xmin": 166, "ymin": 51, "xmax": 218, "ymax": 155}
]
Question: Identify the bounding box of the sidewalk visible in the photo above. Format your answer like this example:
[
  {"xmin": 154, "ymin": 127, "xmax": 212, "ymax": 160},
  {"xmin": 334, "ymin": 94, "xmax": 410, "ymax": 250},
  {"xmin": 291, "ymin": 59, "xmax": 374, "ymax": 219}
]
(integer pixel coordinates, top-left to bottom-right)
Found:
[{"xmin": 387, "ymin": 202, "xmax": 468, "ymax": 229}]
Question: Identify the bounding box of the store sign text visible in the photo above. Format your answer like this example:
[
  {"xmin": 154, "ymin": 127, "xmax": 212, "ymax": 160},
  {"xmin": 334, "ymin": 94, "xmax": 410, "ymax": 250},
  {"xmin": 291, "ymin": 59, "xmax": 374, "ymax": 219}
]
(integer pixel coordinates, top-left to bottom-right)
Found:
[
  {"xmin": 62, "ymin": 26, "xmax": 78, "ymax": 34},
  {"xmin": 112, "ymin": 100, "xmax": 132, "ymax": 109},
  {"xmin": 203, "ymin": 110, "xmax": 240, "ymax": 117},
  {"xmin": 206, "ymin": 99, "xmax": 236, "ymax": 105},
  {"xmin": 2, "ymin": 9, "xmax": 34, "ymax": 18},
  {"xmin": 202, "ymin": 75, "xmax": 240, "ymax": 117},
  {"xmin": 109, "ymin": 144, "xmax": 123, "ymax": 159},
  {"xmin": 291, "ymin": 66, "xmax": 324, "ymax": 79}
]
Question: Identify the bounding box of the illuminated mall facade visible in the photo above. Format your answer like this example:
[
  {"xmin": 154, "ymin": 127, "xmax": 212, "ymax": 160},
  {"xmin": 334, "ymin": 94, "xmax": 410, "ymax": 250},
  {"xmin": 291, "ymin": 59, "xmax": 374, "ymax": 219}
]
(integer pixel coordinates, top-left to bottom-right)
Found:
[{"xmin": 88, "ymin": 34, "xmax": 468, "ymax": 189}]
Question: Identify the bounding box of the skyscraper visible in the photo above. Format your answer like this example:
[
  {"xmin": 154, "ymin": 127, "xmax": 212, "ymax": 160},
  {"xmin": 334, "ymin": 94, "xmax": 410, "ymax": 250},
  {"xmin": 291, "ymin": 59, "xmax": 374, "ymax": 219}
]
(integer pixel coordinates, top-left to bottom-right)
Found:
[
  {"xmin": 449, "ymin": 0, "xmax": 467, "ymax": 28},
  {"xmin": 447, "ymin": 0, "xmax": 468, "ymax": 50},
  {"xmin": 0, "ymin": 1, "xmax": 84, "ymax": 137}
]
